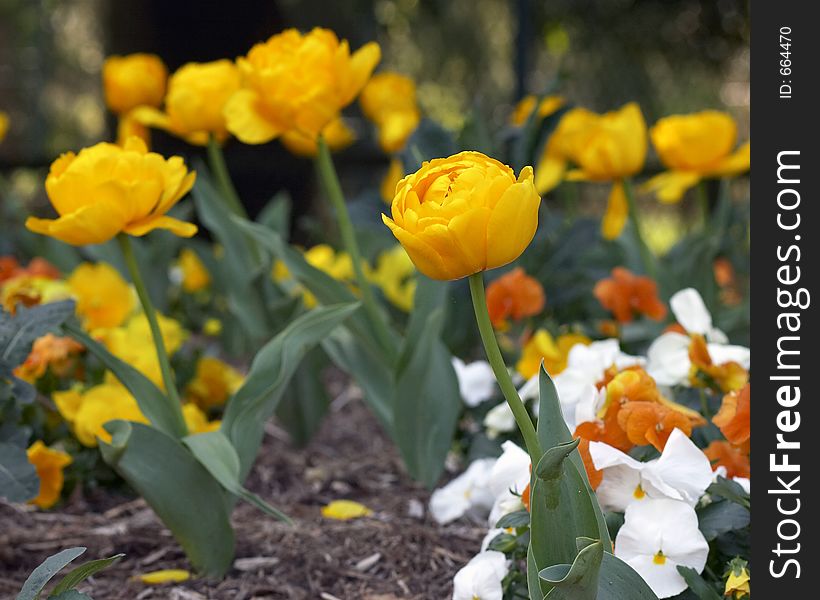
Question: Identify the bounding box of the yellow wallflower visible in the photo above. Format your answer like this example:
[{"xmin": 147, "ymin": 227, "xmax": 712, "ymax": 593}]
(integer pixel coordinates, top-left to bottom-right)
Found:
[
  {"xmin": 535, "ymin": 103, "xmax": 647, "ymax": 240},
  {"xmin": 644, "ymin": 111, "xmax": 750, "ymax": 203},
  {"xmin": 185, "ymin": 356, "xmax": 244, "ymax": 410},
  {"xmin": 516, "ymin": 330, "xmax": 591, "ymax": 379},
  {"xmin": 0, "ymin": 110, "xmax": 9, "ymax": 142},
  {"xmin": 102, "ymin": 54, "xmax": 167, "ymax": 116},
  {"xmin": 26, "ymin": 137, "xmax": 196, "ymax": 246},
  {"xmin": 67, "ymin": 262, "xmax": 134, "ymax": 329},
  {"xmin": 54, "ymin": 386, "xmax": 84, "ymax": 423},
  {"xmin": 280, "ymin": 116, "xmax": 355, "ymax": 157},
  {"xmin": 133, "ymin": 60, "xmax": 241, "ymax": 146},
  {"xmin": 510, "ymin": 94, "xmax": 565, "ymax": 126},
  {"xmin": 182, "ymin": 403, "xmax": 221, "ymax": 434},
  {"xmin": 359, "ymin": 72, "xmax": 421, "ymax": 153},
  {"xmin": 724, "ymin": 567, "xmax": 750, "ymax": 598},
  {"xmin": 176, "ymin": 248, "xmax": 211, "ymax": 293},
  {"xmin": 70, "ymin": 383, "xmax": 148, "ymax": 446},
  {"xmin": 225, "ymin": 28, "xmax": 380, "ymax": 144},
  {"xmin": 26, "ymin": 441, "xmax": 72, "ymax": 509},
  {"xmin": 383, "ymin": 151, "xmax": 540, "ymax": 281},
  {"xmin": 367, "ymin": 245, "xmax": 416, "ymax": 312}
]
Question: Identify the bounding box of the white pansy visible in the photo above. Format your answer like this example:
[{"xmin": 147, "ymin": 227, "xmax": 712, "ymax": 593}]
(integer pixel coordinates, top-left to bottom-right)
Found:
[
  {"xmin": 429, "ymin": 458, "xmax": 496, "ymax": 524},
  {"xmin": 481, "ymin": 528, "xmax": 507, "ymax": 551},
  {"xmin": 452, "ymin": 357, "xmax": 498, "ymax": 407},
  {"xmin": 487, "ymin": 441, "xmax": 530, "ymax": 526},
  {"xmin": 484, "ymin": 401, "xmax": 517, "ymax": 438},
  {"xmin": 670, "ymin": 288, "xmax": 727, "ymax": 342},
  {"xmin": 452, "ymin": 550, "xmax": 509, "ymax": 600},
  {"xmin": 615, "ymin": 498, "xmax": 709, "ymax": 598},
  {"xmin": 590, "ymin": 429, "xmax": 713, "ymax": 512}
]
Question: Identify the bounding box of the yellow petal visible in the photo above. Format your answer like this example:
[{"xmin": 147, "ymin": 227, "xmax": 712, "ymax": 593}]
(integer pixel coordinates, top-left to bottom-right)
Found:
[
  {"xmin": 342, "ymin": 42, "xmax": 382, "ymax": 105},
  {"xmin": 25, "ymin": 201, "xmax": 130, "ymax": 246},
  {"xmin": 534, "ymin": 151, "xmax": 566, "ymax": 194},
  {"xmin": 642, "ymin": 170, "xmax": 701, "ymax": 204},
  {"xmin": 383, "ymin": 215, "xmax": 450, "ymax": 280},
  {"xmin": 124, "ymin": 215, "xmax": 198, "ymax": 238},
  {"xmin": 709, "ymin": 141, "xmax": 750, "ymax": 176},
  {"xmin": 321, "ymin": 499, "xmax": 374, "ymax": 520},
  {"xmin": 601, "ymin": 181, "xmax": 628, "ymax": 240},
  {"xmin": 224, "ymin": 89, "xmax": 283, "ymax": 144},
  {"xmin": 136, "ymin": 569, "xmax": 191, "ymax": 585},
  {"xmin": 486, "ymin": 173, "xmax": 540, "ymax": 269}
]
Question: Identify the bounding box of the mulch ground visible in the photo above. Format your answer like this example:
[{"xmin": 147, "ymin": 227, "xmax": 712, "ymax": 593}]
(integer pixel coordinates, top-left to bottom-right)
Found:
[{"xmin": 0, "ymin": 386, "xmax": 485, "ymax": 599}]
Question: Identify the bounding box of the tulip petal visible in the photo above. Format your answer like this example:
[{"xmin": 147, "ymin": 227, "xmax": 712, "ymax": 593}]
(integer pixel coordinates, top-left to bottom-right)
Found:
[
  {"xmin": 642, "ymin": 170, "xmax": 701, "ymax": 204},
  {"xmin": 447, "ymin": 207, "xmax": 492, "ymax": 274},
  {"xmin": 709, "ymin": 141, "xmax": 750, "ymax": 176},
  {"xmin": 124, "ymin": 215, "xmax": 198, "ymax": 238},
  {"xmin": 25, "ymin": 200, "xmax": 130, "ymax": 246},
  {"xmin": 534, "ymin": 152, "xmax": 566, "ymax": 194},
  {"xmin": 485, "ymin": 177, "xmax": 540, "ymax": 269},
  {"xmin": 224, "ymin": 89, "xmax": 283, "ymax": 144},
  {"xmin": 382, "ymin": 214, "xmax": 450, "ymax": 280},
  {"xmin": 601, "ymin": 181, "xmax": 628, "ymax": 240},
  {"xmin": 342, "ymin": 42, "xmax": 382, "ymax": 105}
]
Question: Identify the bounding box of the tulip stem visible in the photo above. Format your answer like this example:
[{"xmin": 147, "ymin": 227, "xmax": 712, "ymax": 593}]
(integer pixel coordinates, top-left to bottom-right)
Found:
[
  {"xmin": 468, "ymin": 273, "xmax": 542, "ymax": 461},
  {"xmin": 206, "ymin": 135, "xmax": 247, "ymax": 219},
  {"xmin": 697, "ymin": 181, "xmax": 711, "ymax": 233},
  {"xmin": 315, "ymin": 136, "xmax": 396, "ymax": 359},
  {"xmin": 117, "ymin": 234, "xmax": 188, "ymax": 436},
  {"xmin": 622, "ymin": 178, "xmax": 656, "ymax": 278}
]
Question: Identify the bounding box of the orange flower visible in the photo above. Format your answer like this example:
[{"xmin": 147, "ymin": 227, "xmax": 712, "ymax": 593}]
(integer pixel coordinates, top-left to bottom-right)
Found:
[
  {"xmin": 617, "ymin": 402, "xmax": 692, "ymax": 452},
  {"xmin": 593, "ymin": 267, "xmax": 667, "ymax": 323},
  {"xmin": 14, "ymin": 334, "xmax": 84, "ymax": 383},
  {"xmin": 0, "ymin": 256, "xmax": 21, "ymax": 282},
  {"xmin": 0, "ymin": 257, "xmax": 61, "ymax": 283},
  {"xmin": 26, "ymin": 441, "xmax": 72, "ymax": 509},
  {"xmin": 713, "ymin": 383, "xmax": 750, "ymax": 453},
  {"xmin": 689, "ymin": 334, "xmax": 749, "ymax": 393},
  {"xmin": 704, "ymin": 440, "xmax": 750, "ymax": 479},
  {"xmin": 485, "ymin": 267, "xmax": 545, "ymax": 329},
  {"xmin": 577, "ymin": 438, "xmax": 603, "ymax": 490},
  {"xmin": 575, "ymin": 400, "xmax": 633, "ymax": 453}
]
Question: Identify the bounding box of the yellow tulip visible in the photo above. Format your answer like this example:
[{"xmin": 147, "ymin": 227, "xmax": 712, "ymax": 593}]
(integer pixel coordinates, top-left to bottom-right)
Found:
[
  {"xmin": 225, "ymin": 28, "xmax": 380, "ymax": 144},
  {"xmin": 644, "ymin": 110, "xmax": 750, "ymax": 203},
  {"xmin": 67, "ymin": 262, "xmax": 135, "ymax": 329},
  {"xmin": 26, "ymin": 441, "xmax": 72, "ymax": 509},
  {"xmin": 359, "ymin": 72, "xmax": 421, "ymax": 153},
  {"xmin": 367, "ymin": 245, "xmax": 417, "ymax": 312},
  {"xmin": 382, "ymin": 151, "xmax": 540, "ymax": 281},
  {"xmin": 280, "ymin": 116, "xmax": 355, "ymax": 157},
  {"xmin": 176, "ymin": 248, "xmax": 211, "ymax": 293},
  {"xmin": 102, "ymin": 53, "xmax": 167, "ymax": 116},
  {"xmin": 516, "ymin": 330, "xmax": 590, "ymax": 379},
  {"xmin": 0, "ymin": 110, "xmax": 9, "ymax": 142},
  {"xmin": 185, "ymin": 356, "xmax": 244, "ymax": 410},
  {"xmin": 182, "ymin": 403, "xmax": 221, "ymax": 434},
  {"xmin": 380, "ymin": 157, "xmax": 405, "ymax": 204},
  {"xmin": 26, "ymin": 137, "xmax": 197, "ymax": 246},
  {"xmin": 133, "ymin": 59, "xmax": 241, "ymax": 146},
  {"xmin": 71, "ymin": 382, "xmax": 149, "ymax": 446}
]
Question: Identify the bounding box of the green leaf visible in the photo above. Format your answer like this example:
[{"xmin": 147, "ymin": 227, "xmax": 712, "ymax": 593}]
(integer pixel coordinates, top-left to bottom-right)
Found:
[
  {"xmin": 495, "ymin": 509, "xmax": 531, "ymax": 529},
  {"xmin": 594, "ymin": 552, "xmax": 658, "ymax": 599},
  {"xmin": 49, "ymin": 554, "xmax": 124, "ymax": 596},
  {"xmin": 1, "ymin": 301, "xmax": 76, "ymax": 376},
  {"xmin": 98, "ymin": 421, "xmax": 234, "ymax": 577},
  {"xmin": 256, "ymin": 191, "xmax": 292, "ymax": 237},
  {"xmin": 275, "ymin": 347, "xmax": 330, "ymax": 446},
  {"xmin": 62, "ymin": 321, "xmax": 186, "ymax": 439},
  {"xmin": 539, "ymin": 538, "xmax": 603, "ymax": 600},
  {"xmin": 221, "ymin": 302, "xmax": 361, "ymax": 479},
  {"xmin": 392, "ymin": 306, "xmax": 460, "ymax": 487},
  {"xmin": 707, "ymin": 477, "xmax": 750, "ymax": 509},
  {"xmin": 676, "ymin": 567, "xmax": 723, "ymax": 600},
  {"xmin": 49, "ymin": 592, "xmax": 92, "ymax": 600},
  {"xmin": 16, "ymin": 547, "xmax": 85, "ymax": 600},
  {"xmin": 183, "ymin": 430, "xmax": 290, "ymax": 523},
  {"xmin": 0, "ymin": 441, "xmax": 39, "ymax": 503},
  {"xmin": 535, "ymin": 439, "xmax": 581, "ymax": 481},
  {"xmin": 697, "ymin": 500, "xmax": 750, "ymax": 541}
]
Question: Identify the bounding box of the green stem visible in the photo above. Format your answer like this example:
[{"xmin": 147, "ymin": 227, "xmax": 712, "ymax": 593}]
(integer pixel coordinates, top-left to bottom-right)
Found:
[
  {"xmin": 117, "ymin": 234, "xmax": 188, "ymax": 435},
  {"xmin": 315, "ymin": 136, "xmax": 396, "ymax": 359},
  {"xmin": 622, "ymin": 178, "xmax": 656, "ymax": 278},
  {"xmin": 697, "ymin": 181, "xmax": 711, "ymax": 233},
  {"xmin": 468, "ymin": 273, "xmax": 542, "ymax": 461},
  {"xmin": 206, "ymin": 135, "xmax": 247, "ymax": 219}
]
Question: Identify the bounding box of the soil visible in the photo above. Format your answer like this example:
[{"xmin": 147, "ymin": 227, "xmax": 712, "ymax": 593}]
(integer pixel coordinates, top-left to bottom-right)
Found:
[{"xmin": 0, "ymin": 389, "xmax": 485, "ymax": 599}]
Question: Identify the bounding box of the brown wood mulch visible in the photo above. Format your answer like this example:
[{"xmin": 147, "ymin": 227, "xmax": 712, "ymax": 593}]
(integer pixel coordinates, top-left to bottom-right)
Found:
[{"xmin": 0, "ymin": 391, "xmax": 484, "ymax": 599}]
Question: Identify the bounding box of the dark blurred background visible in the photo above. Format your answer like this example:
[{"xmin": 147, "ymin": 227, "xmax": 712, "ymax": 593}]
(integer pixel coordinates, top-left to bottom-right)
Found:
[{"xmin": 0, "ymin": 0, "xmax": 749, "ymax": 245}]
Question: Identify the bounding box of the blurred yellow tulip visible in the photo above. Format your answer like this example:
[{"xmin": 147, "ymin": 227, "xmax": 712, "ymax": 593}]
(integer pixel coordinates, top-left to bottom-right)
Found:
[
  {"xmin": 0, "ymin": 110, "xmax": 9, "ymax": 142},
  {"xmin": 510, "ymin": 94, "xmax": 565, "ymax": 126},
  {"xmin": 102, "ymin": 54, "xmax": 167, "ymax": 116},
  {"xmin": 383, "ymin": 151, "xmax": 540, "ymax": 281},
  {"xmin": 26, "ymin": 137, "xmax": 196, "ymax": 246},
  {"xmin": 225, "ymin": 28, "xmax": 380, "ymax": 144},
  {"xmin": 280, "ymin": 116, "xmax": 355, "ymax": 157},
  {"xmin": 360, "ymin": 72, "xmax": 421, "ymax": 153},
  {"xmin": 67, "ymin": 262, "xmax": 135, "ymax": 330}
]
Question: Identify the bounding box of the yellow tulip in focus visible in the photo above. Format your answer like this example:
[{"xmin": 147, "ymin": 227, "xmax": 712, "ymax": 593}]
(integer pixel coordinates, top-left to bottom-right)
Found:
[
  {"xmin": 69, "ymin": 383, "xmax": 149, "ymax": 446},
  {"xmin": 25, "ymin": 137, "xmax": 197, "ymax": 246},
  {"xmin": 516, "ymin": 330, "xmax": 591, "ymax": 379},
  {"xmin": 102, "ymin": 54, "xmax": 167, "ymax": 116},
  {"xmin": 225, "ymin": 28, "xmax": 380, "ymax": 144},
  {"xmin": 185, "ymin": 356, "xmax": 244, "ymax": 410},
  {"xmin": 359, "ymin": 72, "xmax": 421, "ymax": 153},
  {"xmin": 644, "ymin": 110, "xmax": 750, "ymax": 203},
  {"xmin": 0, "ymin": 110, "xmax": 9, "ymax": 142},
  {"xmin": 176, "ymin": 248, "xmax": 211, "ymax": 293},
  {"xmin": 382, "ymin": 151, "xmax": 541, "ymax": 281},
  {"xmin": 133, "ymin": 60, "xmax": 241, "ymax": 145},
  {"xmin": 26, "ymin": 441, "xmax": 72, "ymax": 509},
  {"xmin": 280, "ymin": 116, "xmax": 355, "ymax": 157},
  {"xmin": 67, "ymin": 262, "xmax": 134, "ymax": 329}
]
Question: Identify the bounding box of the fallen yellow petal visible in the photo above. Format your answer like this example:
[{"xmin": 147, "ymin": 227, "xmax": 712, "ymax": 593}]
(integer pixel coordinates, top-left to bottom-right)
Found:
[
  {"xmin": 136, "ymin": 569, "xmax": 191, "ymax": 584},
  {"xmin": 321, "ymin": 499, "xmax": 374, "ymax": 520}
]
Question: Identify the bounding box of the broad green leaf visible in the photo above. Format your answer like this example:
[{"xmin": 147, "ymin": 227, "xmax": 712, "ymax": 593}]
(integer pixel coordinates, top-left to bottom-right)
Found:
[
  {"xmin": 676, "ymin": 567, "xmax": 723, "ymax": 600},
  {"xmin": 535, "ymin": 439, "xmax": 581, "ymax": 480},
  {"xmin": 221, "ymin": 303, "xmax": 361, "ymax": 479},
  {"xmin": 62, "ymin": 321, "xmax": 187, "ymax": 439},
  {"xmin": 50, "ymin": 554, "xmax": 124, "ymax": 596},
  {"xmin": 98, "ymin": 421, "xmax": 234, "ymax": 577},
  {"xmin": 392, "ymin": 307, "xmax": 460, "ymax": 487},
  {"xmin": 16, "ymin": 547, "xmax": 85, "ymax": 600},
  {"xmin": 539, "ymin": 538, "xmax": 603, "ymax": 600},
  {"xmin": 707, "ymin": 477, "xmax": 750, "ymax": 509},
  {"xmin": 495, "ymin": 509, "xmax": 531, "ymax": 529},
  {"xmin": 275, "ymin": 347, "xmax": 330, "ymax": 446},
  {"xmin": 0, "ymin": 441, "xmax": 39, "ymax": 503},
  {"xmin": 697, "ymin": 500, "xmax": 750, "ymax": 541},
  {"xmin": 593, "ymin": 552, "xmax": 658, "ymax": 599},
  {"xmin": 256, "ymin": 191, "xmax": 292, "ymax": 237},
  {"xmin": 182, "ymin": 430, "xmax": 290, "ymax": 523},
  {"xmin": 1, "ymin": 301, "xmax": 76, "ymax": 376}
]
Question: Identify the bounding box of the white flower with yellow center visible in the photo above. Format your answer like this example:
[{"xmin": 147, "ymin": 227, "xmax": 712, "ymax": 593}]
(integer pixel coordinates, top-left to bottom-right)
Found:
[
  {"xmin": 429, "ymin": 458, "xmax": 495, "ymax": 524},
  {"xmin": 452, "ymin": 551, "xmax": 509, "ymax": 600}
]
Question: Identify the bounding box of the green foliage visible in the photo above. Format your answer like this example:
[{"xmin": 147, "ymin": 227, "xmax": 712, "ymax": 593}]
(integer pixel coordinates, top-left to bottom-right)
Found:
[
  {"xmin": 0, "ymin": 440, "xmax": 38, "ymax": 502},
  {"xmin": 15, "ymin": 546, "xmax": 122, "ymax": 600}
]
